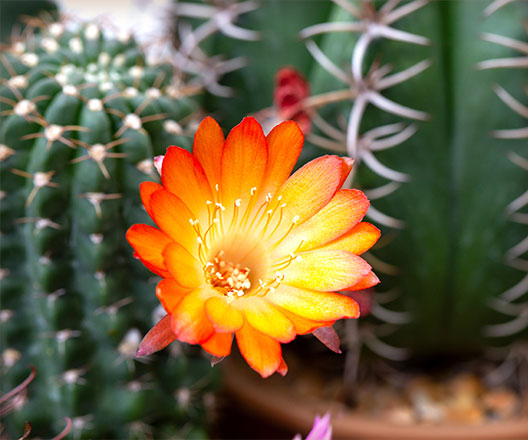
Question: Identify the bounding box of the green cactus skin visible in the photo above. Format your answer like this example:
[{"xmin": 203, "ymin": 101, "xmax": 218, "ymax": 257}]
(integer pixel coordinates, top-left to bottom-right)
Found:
[{"xmin": 0, "ymin": 21, "xmax": 217, "ymax": 439}]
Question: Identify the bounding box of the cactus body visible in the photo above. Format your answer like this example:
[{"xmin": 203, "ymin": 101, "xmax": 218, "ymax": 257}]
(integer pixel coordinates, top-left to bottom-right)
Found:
[
  {"xmin": 0, "ymin": 22, "xmax": 216, "ymax": 438},
  {"xmin": 209, "ymin": 0, "xmax": 527, "ymax": 358}
]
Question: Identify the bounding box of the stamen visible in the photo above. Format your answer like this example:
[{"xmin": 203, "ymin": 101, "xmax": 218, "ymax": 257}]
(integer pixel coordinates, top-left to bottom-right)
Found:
[
  {"xmin": 272, "ymin": 216, "xmax": 300, "ymax": 249},
  {"xmin": 267, "ymin": 203, "xmax": 287, "ymax": 238}
]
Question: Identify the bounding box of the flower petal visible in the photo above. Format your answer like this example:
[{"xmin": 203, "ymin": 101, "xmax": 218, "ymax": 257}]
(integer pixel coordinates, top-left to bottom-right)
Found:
[
  {"xmin": 171, "ymin": 288, "xmax": 214, "ymax": 344},
  {"xmin": 193, "ymin": 116, "xmax": 225, "ymax": 189},
  {"xmin": 276, "ymin": 155, "xmax": 344, "ymax": 226},
  {"xmin": 278, "ymin": 307, "xmax": 334, "ymax": 335},
  {"xmin": 140, "ymin": 181, "xmax": 162, "ymax": 219},
  {"xmin": 236, "ymin": 297, "xmax": 295, "ymax": 343},
  {"xmin": 338, "ymin": 157, "xmax": 354, "ymax": 188},
  {"xmin": 284, "ymin": 249, "xmax": 371, "ymax": 291},
  {"xmin": 161, "ymin": 146, "xmax": 213, "ymax": 220},
  {"xmin": 261, "ymin": 121, "xmax": 303, "ymax": 196},
  {"xmin": 235, "ymin": 323, "xmax": 282, "ymax": 378},
  {"xmin": 156, "ymin": 278, "xmax": 191, "ymax": 314},
  {"xmin": 204, "ymin": 296, "xmax": 244, "ymax": 333},
  {"xmin": 277, "ymin": 357, "xmax": 288, "ymax": 376},
  {"xmin": 149, "ymin": 189, "xmax": 197, "ymax": 255},
  {"xmin": 163, "ymin": 242, "xmax": 203, "ymax": 289},
  {"xmin": 268, "ymin": 285, "xmax": 360, "ymax": 321},
  {"xmin": 275, "ymin": 189, "xmax": 370, "ymax": 255},
  {"xmin": 344, "ymin": 270, "xmax": 380, "ymax": 291},
  {"xmin": 201, "ymin": 332, "xmax": 233, "ymax": 357},
  {"xmin": 317, "ymin": 222, "xmax": 381, "ymax": 255},
  {"xmin": 126, "ymin": 224, "xmax": 172, "ymax": 273},
  {"xmin": 221, "ymin": 117, "xmax": 268, "ymax": 205}
]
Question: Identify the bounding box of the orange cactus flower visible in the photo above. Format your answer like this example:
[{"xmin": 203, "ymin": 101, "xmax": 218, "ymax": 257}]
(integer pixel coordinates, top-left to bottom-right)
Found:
[{"xmin": 127, "ymin": 116, "xmax": 380, "ymax": 377}]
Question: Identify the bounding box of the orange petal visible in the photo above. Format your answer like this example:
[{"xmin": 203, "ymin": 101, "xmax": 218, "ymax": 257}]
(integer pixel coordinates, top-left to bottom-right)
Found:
[
  {"xmin": 161, "ymin": 146, "xmax": 213, "ymax": 220},
  {"xmin": 338, "ymin": 157, "xmax": 354, "ymax": 188},
  {"xmin": 236, "ymin": 297, "xmax": 295, "ymax": 343},
  {"xmin": 149, "ymin": 189, "xmax": 197, "ymax": 255},
  {"xmin": 276, "ymin": 155, "xmax": 343, "ymax": 227},
  {"xmin": 277, "ymin": 357, "xmax": 288, "ymax": 376},
  {"xmin": 275, "ymin": 189, "xmax": 370, "ymax": 255},
  {"xmin": 171, "ymin": 288, "xmax": 214, "ymax": 344},
  {"xmin": 126, "ymin": 224, "xmax": 172, "ymax": 272},
  {"xmin": 201, "ymin": 332, "xmax": 233, "ymax": 357},
  {"xmin": 193, "ymin": 116, "xmax": 225, "ymax": 189},
  {"xmin": 317, "ymin": 222, "xmax": 381, "ymax": 255},
  {"xmin": 138, "ymin": 258, "xmax": 171, "ymax": 278},
  {"xmin": 279, "ymin": 307, "xmax": 334, "ymax": 335},
  {"xmin": 163, "ymin": 242, "xmax": 203, "ymax": 289},
  {"xmin": 140, "ymin": 181, "xmax": 162, "ymax": 219},
  {"xmin": 221, "ymin": 117, "xmax": 268, "ymax": 205},
  {"xmin": 344, "ymin": 271, "xmax": 380, "ymax": 291},
  {"xmin": 268, "ymin": 285, "xmax": 360, "ymax": 321},
  {"xmin": 261, "ymin": 121, "xmax": 303, "ymax": 196},
  {"xmin": 284, "ymin": 249, "xmax": 371, "ymax": 291},
  {"xmin": 204, "ymin": 296, "xmax": 244, "ymax": 333},
  {"xmin": 235, "ymin": 323, "xmax": 282, "ymax": 378},
  {"xmin": 156, "ymin": 278, "xmax": 191, "ymax": 314}
]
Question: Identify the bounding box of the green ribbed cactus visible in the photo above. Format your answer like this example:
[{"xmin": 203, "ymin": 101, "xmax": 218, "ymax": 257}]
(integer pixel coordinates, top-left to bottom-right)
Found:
[{"xmin": 0, "ymin": 20, "xmax": 217, "ymax": 438}]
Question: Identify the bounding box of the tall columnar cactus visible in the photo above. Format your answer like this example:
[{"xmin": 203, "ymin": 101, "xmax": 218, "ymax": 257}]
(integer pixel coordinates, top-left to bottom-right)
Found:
[
  {"xmin": 0, "ymin": 19, "xmax": 217, "ymax": 438},
  {"xmin": 297, "ymin": 0, "xmax": 528, "ymax": 360},
  {"xmin": 207, "ymin": 0, "xmax": 527, "ymax": 373}
]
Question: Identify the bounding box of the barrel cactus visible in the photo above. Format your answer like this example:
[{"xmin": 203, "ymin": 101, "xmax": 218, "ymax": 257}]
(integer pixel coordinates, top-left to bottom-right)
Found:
[
  {"xmin": 206, "ymin": 0, "xmax": 527, "ymax": 384},
  {"xmin": 0, "ymin": 19, "xmax": 217, "ymax": 438}
]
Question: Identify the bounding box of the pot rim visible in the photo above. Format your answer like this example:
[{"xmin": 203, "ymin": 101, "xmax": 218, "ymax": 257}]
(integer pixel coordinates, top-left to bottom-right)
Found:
[{"xmin": 222, "ymin": 358, "xmax": 528, "ymax": 440}]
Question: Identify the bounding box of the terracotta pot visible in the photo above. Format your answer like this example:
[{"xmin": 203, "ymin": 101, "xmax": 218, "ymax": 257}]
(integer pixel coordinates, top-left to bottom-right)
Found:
[{"xmin": 222, "ymin": 358, "xmax": 528, "ymax": 440}]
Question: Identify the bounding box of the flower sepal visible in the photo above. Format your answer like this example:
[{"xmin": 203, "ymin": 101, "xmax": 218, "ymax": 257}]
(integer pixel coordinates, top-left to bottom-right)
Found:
[{"xmin": 136, "ymin": 315, "xmax": 176, "ymax": 357}]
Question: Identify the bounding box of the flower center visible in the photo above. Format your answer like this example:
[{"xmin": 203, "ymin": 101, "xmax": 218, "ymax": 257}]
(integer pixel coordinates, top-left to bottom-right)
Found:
[{"xmin": 204, "ymin": 251, "xmax": 252, "ymax": 298}]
